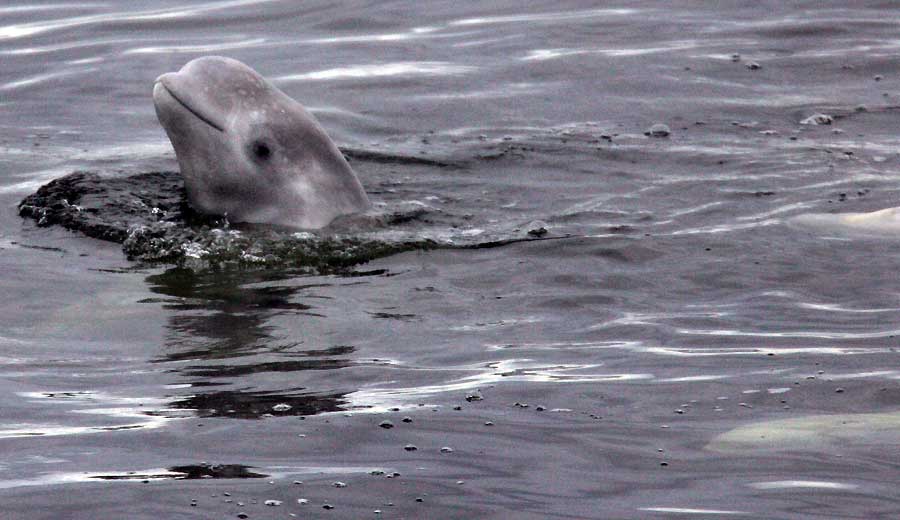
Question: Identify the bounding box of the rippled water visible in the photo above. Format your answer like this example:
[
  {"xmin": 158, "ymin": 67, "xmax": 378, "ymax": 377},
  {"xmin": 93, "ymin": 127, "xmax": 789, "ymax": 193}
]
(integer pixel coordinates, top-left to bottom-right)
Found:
[{"xmin": 3, "ymin": 2, "xmax": 900, "ymax": 518}]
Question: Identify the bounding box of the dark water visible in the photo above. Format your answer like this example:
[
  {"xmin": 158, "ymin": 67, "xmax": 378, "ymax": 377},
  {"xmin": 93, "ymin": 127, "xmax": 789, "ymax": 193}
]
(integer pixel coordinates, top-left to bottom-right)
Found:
[{"xmin": 3, "ymin": 2, "xmax": 900, "ymax": 518}]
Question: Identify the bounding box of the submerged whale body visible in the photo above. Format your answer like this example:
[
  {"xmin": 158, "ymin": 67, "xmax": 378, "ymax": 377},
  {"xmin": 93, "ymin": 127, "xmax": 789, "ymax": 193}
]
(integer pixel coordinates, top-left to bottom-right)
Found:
[
  {"xmin": 153, "ymin": 56, "xmax": 370, "ymax": 229},
  {"xmin": 790, "ymin": 207, "xmax": 900, "ymax": 236}
]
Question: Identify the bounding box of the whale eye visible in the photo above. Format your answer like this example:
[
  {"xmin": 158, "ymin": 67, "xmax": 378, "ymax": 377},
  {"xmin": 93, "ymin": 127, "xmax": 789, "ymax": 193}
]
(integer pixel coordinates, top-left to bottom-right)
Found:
[{"xmin": 252, "ymin": 141, "xmax": 271, "ymax": 161}]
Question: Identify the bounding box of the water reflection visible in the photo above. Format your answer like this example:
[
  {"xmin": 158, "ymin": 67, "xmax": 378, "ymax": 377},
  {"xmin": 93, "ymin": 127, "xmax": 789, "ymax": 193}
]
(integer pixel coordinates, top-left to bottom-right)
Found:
[
  {"xmin": 145, "ymin": 268, "xmax": 357, "ymax": 419},
  {"xmin": 146, "ymin": 268, "xmax": 325, "ymax": 361},
  {"xmin": 173, "ymin": 388, "xmax": 346, "ymax": 419}
]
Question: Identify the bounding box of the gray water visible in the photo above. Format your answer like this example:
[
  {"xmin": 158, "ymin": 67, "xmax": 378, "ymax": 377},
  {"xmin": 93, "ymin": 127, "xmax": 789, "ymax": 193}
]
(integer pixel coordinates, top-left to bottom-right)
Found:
[{"xmin": 3, "ymin": 2, "xmax": 900, "ymax": 518}]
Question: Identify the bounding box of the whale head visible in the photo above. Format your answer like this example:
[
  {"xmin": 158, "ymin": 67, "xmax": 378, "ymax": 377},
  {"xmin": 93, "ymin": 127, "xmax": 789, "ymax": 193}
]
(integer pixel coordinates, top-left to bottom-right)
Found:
[{"xmin": 153, "ymin": 56, "xmax": 370, "ymax": 229}]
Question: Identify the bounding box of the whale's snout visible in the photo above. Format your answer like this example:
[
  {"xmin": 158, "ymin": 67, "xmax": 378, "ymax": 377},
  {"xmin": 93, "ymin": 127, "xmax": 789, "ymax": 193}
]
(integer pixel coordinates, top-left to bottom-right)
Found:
[
  {"xmin": 152, "ymin": 71, "xmax": 226, "ymax": 133},
  {"xmin": 152, "ymin": 73, "xmax": 175, "ymax": 105}
]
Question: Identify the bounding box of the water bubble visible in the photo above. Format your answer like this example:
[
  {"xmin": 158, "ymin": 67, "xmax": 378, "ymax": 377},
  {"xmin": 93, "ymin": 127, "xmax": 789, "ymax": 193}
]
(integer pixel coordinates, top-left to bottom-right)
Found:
[
  {"xmin": 379, "ymin": 420, "xmax": 395, "ymax": 429},
  {"xmin": 323, "ymin": 504, "xmax": 334, "ymax": 510},
  {"xmin": 272, "ymin": 403, "xmax": 291, "ymax": 412},
  {"xmin": 264, "ymin": 500, "xmax": 282, "ymax": 506},
  {"xmin": 404, "ymin": 444, "xmax": 418, "ymax": 451},
  {"xmin": 465, "ymin": 392, "xmax": 483, "ymax": 402},
  {"xmin": 333, "ymin": 481, "xmax": 347, "ymax": 488},
  {"xmin": 525, "ymin": 221, "xmax": 548, "ymax": 237},
  {"xmin": 800, "ymin": 113, "xmax": 833, "ymax": 125},
  {"xmin": 746, "ymin": 61, "xmax": 761, "ymax": 70},
  {"xmin": 237, "ymin": 514, "xmax": 249, "ymax": 519},
  {"xmin": 297, "ymin": 499, "xmax": 308, "ymax": 505},
  {"xmin": 440, "ymin": 447, "xmax": 453, "ymax": 453},
  {"xmin": 645, "ymin": 123, "xmax": 670, "ymax": 137},
  {"xmin": 402, "ymin": 417, "xmax": 413, "ymax": 423}
]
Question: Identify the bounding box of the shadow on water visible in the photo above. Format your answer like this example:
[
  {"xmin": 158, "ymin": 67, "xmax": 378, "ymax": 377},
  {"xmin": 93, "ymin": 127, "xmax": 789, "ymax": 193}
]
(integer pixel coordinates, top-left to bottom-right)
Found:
[
  {"xmin": 144, "ymin": 267, "xmax": 359, "ymax": 419},
  {"xmin": 91, "ymin": 464, "xmax": 268, "ymax": 481}
]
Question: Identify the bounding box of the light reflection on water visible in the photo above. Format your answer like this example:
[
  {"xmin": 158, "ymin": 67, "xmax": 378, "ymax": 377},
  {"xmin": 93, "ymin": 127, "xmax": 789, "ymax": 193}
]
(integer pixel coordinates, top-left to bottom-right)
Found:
[
  {"xmin": 0, "ymin": 0, "xmax": 283, "ymax": 40},
  {"xmin": 0, "ymin": 67, "xmax": 96, "ymax": 90},
  {"xmin": 448, "ymin": 8, "xmax": 639, "ymax": 27},
  {"xmin": 749, "ymin": 480, "xmax": 859, "ymax": 490},
  {"xmin": 122, "ymin": 38, "xmax": 269, "ymax": 55},
  {"xmin": 276, "ymin": 62, "xmax": 476, "ymax": 82},
  {"xmin": 347, "ymin": 359, "xmax": 653, "ymax": 412}
]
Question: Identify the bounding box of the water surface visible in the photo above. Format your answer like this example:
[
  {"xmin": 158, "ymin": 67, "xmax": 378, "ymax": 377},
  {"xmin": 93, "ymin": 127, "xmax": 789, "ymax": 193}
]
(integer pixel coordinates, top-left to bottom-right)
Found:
[{"xmin": 3, "ymin": 1, "xmax": 900, "ymax": 518}]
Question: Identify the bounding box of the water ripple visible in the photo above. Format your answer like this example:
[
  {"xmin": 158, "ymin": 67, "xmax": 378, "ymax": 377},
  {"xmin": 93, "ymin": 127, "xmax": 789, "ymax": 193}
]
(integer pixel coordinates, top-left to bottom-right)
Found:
[
  {"xmin": 122, "ymin": 37, "xmax": 268, "ymax": 54},
  {"xmin": 749, "ymin": 480, "xmax": 859, "ymax": 491},
  {"xmin": 449, "ymin": 8, "xmax": 638, "ymax": 27},
  {"xmin": 522, "ymin": 41, "xmax": 701, "ymax": 61},
  {"xmin": 276, "ymin": 62, "xmax": 475, "ymax": 82},
  {"xmin": 304, "ymin": 26, "xmax": 441, "ymax": 44},
  {"xmin": 799, "ymin": 302, "xmax": 900, "ymax": 314},
  {"xmin": 0, "ymin": 391, "xmax": 186, "ymax": 439},
  {"xmin": 0, "ymin": 67, "xmax": 96, "ymax": 91},
  {"xmin": 347, "ymin": 359, "xmax": 652, "ymax": 411},
  {"xmin": 0, "ymin": 0, "xmax": 281, "ymax": 40},
  {"xmin": 0, "ymin": 4, "xmax": 104, "ymax": 16},
  {"xmin": 640, "ymin": 507, "xmax": 749, "ymax": 515},
  {"xmin": 488, "ymin": 341, "xmax": 888, "ymax": 357},
  {"xmin": 677, "ymin": 327, "xmax": 900, "ymax": 340}
]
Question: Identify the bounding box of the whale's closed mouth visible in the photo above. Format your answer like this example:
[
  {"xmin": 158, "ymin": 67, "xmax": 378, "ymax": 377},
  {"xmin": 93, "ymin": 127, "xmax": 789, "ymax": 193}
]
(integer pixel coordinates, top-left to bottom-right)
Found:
[{"xmin": 155, "ymin": 80, "xmax": 225, "ymax": 133}]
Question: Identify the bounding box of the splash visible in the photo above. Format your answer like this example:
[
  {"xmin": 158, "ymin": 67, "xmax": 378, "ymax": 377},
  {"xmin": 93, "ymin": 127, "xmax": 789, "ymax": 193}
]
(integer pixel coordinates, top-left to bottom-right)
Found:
[{"xmin": 18, "ymin": 152, "xmax": 554, "ymax": 272}]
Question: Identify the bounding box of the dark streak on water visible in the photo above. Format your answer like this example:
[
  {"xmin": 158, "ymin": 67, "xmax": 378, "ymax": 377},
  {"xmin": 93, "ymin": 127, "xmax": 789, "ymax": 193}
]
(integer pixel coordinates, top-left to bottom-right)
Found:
[{"xmin": 3, "ymin": 1, "xmax": 900, "ymax": 519}]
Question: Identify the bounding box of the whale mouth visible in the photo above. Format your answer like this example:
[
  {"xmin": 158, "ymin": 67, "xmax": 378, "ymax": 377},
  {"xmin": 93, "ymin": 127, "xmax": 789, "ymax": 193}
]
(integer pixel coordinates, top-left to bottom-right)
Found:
[{"xmin": 154, "ymin": 79, "xmax": 225, "ymax": 133}]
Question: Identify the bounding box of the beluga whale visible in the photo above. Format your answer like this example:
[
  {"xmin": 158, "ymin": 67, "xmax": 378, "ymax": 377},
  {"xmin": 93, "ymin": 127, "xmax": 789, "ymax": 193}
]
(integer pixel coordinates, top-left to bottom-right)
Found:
[{"xmin": 153, "ymin": 56, "xmax": 370, "ymax": 229}]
